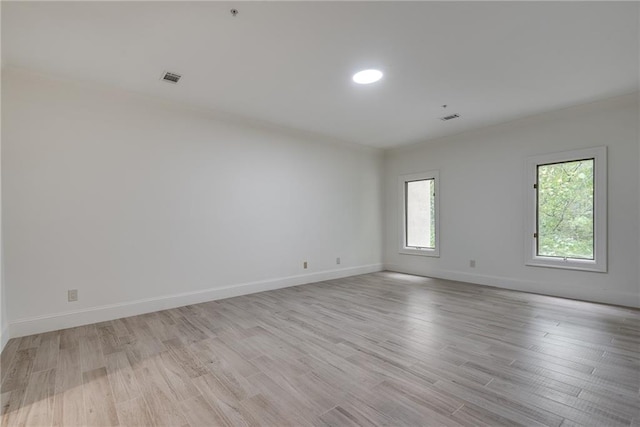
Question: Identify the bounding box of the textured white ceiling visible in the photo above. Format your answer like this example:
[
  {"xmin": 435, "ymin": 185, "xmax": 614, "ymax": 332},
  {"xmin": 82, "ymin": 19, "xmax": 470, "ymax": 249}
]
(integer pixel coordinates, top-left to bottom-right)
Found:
[{"xmin": 3, "ymin": 1, "xmax": 638, "ymax": 148}]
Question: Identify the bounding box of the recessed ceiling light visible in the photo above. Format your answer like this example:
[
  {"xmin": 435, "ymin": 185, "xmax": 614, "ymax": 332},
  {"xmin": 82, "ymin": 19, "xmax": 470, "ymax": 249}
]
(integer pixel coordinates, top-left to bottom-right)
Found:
[{"xmin": 352, "ymin": 69, "xmax": 383, "ymax": 85}]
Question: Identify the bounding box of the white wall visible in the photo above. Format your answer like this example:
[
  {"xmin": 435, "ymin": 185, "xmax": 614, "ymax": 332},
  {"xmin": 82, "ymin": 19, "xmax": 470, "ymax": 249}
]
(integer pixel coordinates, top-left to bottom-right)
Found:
[
  {"xmin": 384, "ymin": 94, "xmax": 640, "ymax": 308},
  {"xmin": 2, "ymin": 69, "xmax": 383, "ymax": 337},
  {"xmin": 637, "ymin": 8, "xmax": 640, "ymax": 314},
  {"xmin": 0, "ymin": 66, "xmax": 6, "ymax": 352}
]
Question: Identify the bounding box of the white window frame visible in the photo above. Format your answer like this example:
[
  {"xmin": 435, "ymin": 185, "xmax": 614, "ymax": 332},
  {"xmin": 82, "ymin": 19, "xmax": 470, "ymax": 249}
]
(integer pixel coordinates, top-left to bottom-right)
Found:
[
  {"xmin": 524, "ymin": 146, "xmax": 607, "ymax": 272},
  {"xmin": 399, "ymin": 171, "xmax": 440, "ymax": 257}
]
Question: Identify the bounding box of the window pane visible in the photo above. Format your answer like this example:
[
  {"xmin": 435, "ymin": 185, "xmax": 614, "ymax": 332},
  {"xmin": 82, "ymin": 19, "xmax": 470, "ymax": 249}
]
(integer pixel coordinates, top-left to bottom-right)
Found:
[
  {"xmin": 537, "ymin": 159, "xmax": 594, "ymax": 259},
  {"xmin": 406, "ymin": 179, "xmax": 435, "ymax": 248}
]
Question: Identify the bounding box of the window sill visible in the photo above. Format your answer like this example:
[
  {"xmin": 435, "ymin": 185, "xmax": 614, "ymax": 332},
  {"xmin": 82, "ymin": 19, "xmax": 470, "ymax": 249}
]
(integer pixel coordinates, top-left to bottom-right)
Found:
[
  {"xmin": 399, "ymin": 247, "xmax": 440, "ymax": 257},
  {"xmin": 526, "ymin": 257, "xmax": 606, "ymax": 273}
]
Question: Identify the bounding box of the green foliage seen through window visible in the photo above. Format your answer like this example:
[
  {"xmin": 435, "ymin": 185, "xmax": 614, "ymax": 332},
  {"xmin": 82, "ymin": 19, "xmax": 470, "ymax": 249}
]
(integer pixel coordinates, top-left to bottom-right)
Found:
[{"xmin": 537, "ymin": 159, "xmax": 594, "ymax": 259}]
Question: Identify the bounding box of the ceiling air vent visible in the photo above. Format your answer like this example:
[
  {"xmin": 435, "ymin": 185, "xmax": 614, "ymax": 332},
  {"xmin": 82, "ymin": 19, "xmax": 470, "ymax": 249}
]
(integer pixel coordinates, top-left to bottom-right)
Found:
[
  {"xmin": 161, "ymin": 71, "xmax": 181, "ymax": 84},
  {"xmin": 440, "ymin": 113, "xmax": 460, "ymax": 121}
]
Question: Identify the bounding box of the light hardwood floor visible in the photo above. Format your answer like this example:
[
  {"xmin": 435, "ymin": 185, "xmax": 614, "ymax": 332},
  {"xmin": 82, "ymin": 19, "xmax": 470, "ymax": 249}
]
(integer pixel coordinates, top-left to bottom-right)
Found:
[{"xmin": 2, "ymin": 271, "xmax": 640, "ymax": 426}]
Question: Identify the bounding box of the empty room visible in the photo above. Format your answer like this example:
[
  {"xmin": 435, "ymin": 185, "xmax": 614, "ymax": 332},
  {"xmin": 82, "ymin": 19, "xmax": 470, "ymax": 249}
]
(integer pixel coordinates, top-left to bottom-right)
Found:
[{"xmin": 1, "ymin": 1, "xmax": 639, "ymax": 426}]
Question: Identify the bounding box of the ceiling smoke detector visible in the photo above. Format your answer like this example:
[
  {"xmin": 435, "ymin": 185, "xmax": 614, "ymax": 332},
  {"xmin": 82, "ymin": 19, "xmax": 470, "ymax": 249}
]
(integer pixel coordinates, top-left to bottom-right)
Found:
[
  {"xmin": 440, "ymin": 113, "xmax": 460, "ymax": 121},
  {"xmin": 161, "ymin": 71, "xmax": 181, "ymax": 84}
]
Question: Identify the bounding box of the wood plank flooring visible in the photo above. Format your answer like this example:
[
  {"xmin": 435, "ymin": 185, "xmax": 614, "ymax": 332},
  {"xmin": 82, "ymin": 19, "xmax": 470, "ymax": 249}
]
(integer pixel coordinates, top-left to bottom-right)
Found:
[{"xmin": 2, "ymin": 271, "xmax": 639, "ymax": 426}]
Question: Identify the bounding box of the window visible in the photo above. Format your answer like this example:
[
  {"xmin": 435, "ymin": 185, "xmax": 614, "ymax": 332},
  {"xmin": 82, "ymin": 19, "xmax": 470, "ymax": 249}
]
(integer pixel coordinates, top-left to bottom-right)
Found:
[
  {"xmin": 399, "ymin": 171, "xmax": 439, "ymax": 257},
  {"xmin": 525, "ymin": 147, "xmax": 607, "ymax": 272}
]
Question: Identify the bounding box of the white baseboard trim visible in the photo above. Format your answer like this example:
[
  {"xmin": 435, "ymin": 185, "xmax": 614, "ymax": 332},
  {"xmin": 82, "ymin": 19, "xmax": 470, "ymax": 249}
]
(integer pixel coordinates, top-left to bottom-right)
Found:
[
  {"xmin": 0, "ymin": 325, "xmax": 9, "ymax": 354},
  {"xmin": 383, "ymin": 264, "xmax": 640, "ymax": 309},
  {"xmin": 9, "ymin": 263, "xmax": 383, "ymax": 338}
]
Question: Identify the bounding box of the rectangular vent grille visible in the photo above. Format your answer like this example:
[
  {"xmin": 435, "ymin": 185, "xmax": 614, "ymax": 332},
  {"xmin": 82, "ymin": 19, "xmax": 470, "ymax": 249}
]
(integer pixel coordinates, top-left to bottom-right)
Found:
[
  {"xmin": 161, "ymin": 71, "xmax": 181, "ymax": 84},
  {"xmin": 440, "ymin": 113, "xmax": 460, "ymax": 121}
]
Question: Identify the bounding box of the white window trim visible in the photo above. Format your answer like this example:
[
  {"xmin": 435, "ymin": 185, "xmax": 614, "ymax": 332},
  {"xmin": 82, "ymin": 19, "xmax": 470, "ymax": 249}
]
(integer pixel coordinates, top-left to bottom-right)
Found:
[
  {"xmin": 524, "ymin": 146, "xmax": 607, "ymax": 272},
  {"xmin": 399, "ymin": 171, "xmax": 440, "ymax": 257}
]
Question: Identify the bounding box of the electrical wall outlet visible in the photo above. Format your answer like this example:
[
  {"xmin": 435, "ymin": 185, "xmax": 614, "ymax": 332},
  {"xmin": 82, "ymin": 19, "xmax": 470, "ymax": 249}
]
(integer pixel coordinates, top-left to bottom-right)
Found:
[
  {"xmin": 68, "ymin": 289, "xmax": 78, "ymax": 302},
  {"xmin": 336, "ymin": 257, "xmax": 341, "ymax": 265},
  {"xmin": 303, "ymin": 261, "xmax": 308, "ymax": 269},
  {"xmin": 469, "ymin": 260, "xmax": 476, "ymax": 268}
]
